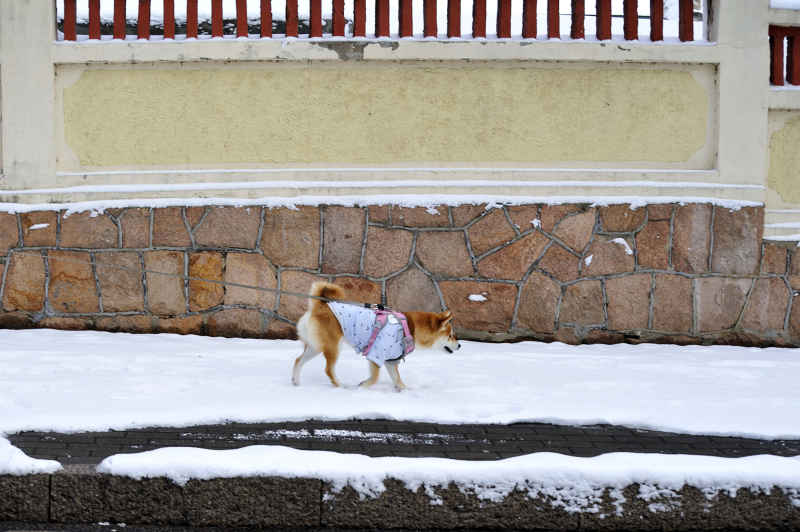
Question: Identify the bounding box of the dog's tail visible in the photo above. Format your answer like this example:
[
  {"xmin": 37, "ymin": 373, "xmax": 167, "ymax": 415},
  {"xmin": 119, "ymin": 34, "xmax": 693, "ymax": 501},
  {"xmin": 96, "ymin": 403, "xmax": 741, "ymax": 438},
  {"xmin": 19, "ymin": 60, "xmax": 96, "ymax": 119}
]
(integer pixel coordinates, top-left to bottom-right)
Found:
[{"xmin": 309, "ymin": 281, "xmax": 345, "ymax": 311}]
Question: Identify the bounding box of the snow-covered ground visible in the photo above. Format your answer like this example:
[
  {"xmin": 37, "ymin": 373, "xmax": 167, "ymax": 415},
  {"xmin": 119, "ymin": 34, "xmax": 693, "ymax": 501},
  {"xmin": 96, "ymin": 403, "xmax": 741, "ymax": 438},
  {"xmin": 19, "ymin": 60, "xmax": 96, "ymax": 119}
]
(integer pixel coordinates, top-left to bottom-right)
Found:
[
  {"xmin": 2, "ymin": 327, "xmax": 799, "ymax": 493},
  {"xmin": 1, "ymin": 328, "xmax": 799, "ymax": 439}
]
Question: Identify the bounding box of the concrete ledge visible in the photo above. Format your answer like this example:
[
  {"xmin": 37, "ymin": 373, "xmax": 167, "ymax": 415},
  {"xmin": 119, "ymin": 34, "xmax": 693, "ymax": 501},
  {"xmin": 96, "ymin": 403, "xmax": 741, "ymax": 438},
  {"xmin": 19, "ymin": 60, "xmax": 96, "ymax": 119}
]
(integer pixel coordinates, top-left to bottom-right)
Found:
[{"xmin": 2, "ymin": 468, "xmax": 799, "ymax": 530}]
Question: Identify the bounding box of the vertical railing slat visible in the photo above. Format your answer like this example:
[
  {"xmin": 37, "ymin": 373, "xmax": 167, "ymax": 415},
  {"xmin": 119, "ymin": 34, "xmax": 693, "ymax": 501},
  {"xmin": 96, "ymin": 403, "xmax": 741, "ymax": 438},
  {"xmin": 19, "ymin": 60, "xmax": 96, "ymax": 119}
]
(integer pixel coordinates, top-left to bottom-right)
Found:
[
  {"xmin": 261, "ymin": 0, "xmax": 273, "ymax": 37},
  {"xmin": 399, "ymin": 0, "xmax": 413, "ymax": 37},
  {"xmin": 424, "ymin": 0, "xmax": 437, "ymax": 37},
  {"xmin": 547, "ymin": 0, "xmax": 559, "ymax": 38},
  {"xmin": 522, "ymin": 0, "xmax": 537, "ymax": 38},
  {"xmin": 375, "ymin": 0, "xmax": 390, "ymax": 37},
  {"xmin": 596, "ymin": 0, "xmax": 611, "ymax": 40},
  {"xmin": 163, "ymin": 0, "xmax": 176, "ymax": 39},
  {"xmin": 649, "ymin": 0, "xmax": 663, "ymax": 41},
  {"xmin": 770, "ymin": 27, "xmax": 786, "ymax": 86},
  {"xmin": 473, "ymin": 0, "xmax": 487, "ymax": 38},
  {"xmin": 114, "ymin": 0, "xmax": 126, "ymax": 39},
  {"xmin": 679, "ymin": 0, "xmax": 693, "ymax": 42},
  {"xmin": 623, "ymin": 0, "xmax": 637, "ymax": 40},
  {"xmin": 63, "ymin": 0, "xmax": 77, "ymax": 41},
  {"xmin": 286, "ymin": 0, "xmax": 298, "ymax": 36},
  {"xmin": 212, "ymin": 0, "xmax": 223, "ymax": 37},
  {"xmin": 138, "ymin": 0, "xmax": 151, "ymax": 39},
  {"xmin": 570, "ymin": 0, "xmax": 584, "ymax": 39},
  {"xmin": 789, "ymin": 33, "xmax": 800, "ymax": 86},
  {"xmin": 448, "ymin": 0, "xmax": 461, "ymax": 38},
  {"xmin": 89, "ymin": 0, "xmax": 101, "ymax": 39},
  {"xmin": 354, "ymin": 0, "xmax": 366, "ymax": 36},
  {"xmin": 333, "ymin": 0, "xmax": 346, "ymax": 36},
  {"xmin": 236, "ymin": 0, "xmax": 248, "ymax": 37},
  {"xmin": 310, "ymin": 0, "xmax": 322, "ymax": 36},
  {"xmin": 187, "ymin": 0, "xmax": 199, "ymax": 38},
  {"xmin": 497, "ymin": 0, "xmax": 511, "ymax": 38}
]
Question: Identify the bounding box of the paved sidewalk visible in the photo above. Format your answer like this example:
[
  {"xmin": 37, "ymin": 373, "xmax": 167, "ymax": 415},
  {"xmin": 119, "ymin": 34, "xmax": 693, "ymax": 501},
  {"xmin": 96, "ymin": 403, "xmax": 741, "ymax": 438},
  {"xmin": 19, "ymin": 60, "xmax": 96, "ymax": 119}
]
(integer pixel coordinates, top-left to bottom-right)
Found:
[{"xmin": 9, "ymin": 419, "xmax": 800, "ymax": 465}]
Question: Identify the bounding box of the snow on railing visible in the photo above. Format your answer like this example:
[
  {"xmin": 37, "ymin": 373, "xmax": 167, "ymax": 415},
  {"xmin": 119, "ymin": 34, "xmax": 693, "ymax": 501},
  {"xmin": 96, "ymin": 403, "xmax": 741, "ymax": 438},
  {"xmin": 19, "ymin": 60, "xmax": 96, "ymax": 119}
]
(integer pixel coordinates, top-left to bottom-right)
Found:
[
  {"xmin": 770, "ymin": 25, "xmax": 800, "ymax": 86},
  {"xmin": 57, "ymin": 0, "xmax": 700, "ymax": 42}
]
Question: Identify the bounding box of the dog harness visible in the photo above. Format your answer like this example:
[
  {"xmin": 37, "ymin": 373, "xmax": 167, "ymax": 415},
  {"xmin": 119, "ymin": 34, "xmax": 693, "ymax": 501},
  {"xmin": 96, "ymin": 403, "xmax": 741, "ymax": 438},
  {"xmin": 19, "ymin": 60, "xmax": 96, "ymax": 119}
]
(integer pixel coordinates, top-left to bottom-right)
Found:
[{"xmin": 327, "ymin": 302, "xmax": 415, "ymax": 366}]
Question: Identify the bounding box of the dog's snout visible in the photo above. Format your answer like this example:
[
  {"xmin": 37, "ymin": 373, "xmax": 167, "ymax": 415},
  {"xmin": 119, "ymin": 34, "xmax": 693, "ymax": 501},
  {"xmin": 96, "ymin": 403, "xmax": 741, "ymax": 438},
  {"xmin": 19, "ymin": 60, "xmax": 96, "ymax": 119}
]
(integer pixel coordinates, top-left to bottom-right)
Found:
[
  {"xmin": 444, "ymin": 346, "xmax": 453, "ymax": 354},
  {"xmin": 457, "ymin": 342, "xmax": 461, "ymax": 350}
]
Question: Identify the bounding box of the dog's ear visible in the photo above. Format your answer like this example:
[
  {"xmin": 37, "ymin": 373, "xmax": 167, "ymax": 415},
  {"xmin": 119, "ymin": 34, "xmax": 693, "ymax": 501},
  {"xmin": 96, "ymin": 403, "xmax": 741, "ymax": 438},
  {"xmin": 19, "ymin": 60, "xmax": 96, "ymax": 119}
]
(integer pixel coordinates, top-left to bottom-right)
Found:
[{"xmin": 439, "ymin": 310, "xmax": 453, "ymax": 328}]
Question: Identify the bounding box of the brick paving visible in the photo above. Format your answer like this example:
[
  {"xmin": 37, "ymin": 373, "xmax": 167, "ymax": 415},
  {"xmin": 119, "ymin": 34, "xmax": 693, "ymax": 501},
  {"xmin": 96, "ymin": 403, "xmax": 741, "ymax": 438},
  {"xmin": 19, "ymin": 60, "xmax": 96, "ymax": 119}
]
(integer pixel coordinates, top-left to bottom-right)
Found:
[{"xmin": 8, "ymin": 420, "xmax": 800, "ymax": 465}]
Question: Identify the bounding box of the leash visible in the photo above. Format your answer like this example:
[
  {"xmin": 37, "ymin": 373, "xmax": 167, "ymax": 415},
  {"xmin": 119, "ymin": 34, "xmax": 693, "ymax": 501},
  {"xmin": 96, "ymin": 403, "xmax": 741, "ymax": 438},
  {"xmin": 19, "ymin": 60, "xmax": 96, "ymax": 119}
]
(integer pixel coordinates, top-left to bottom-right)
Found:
[{"xmin": 9, "ymin": 249, "xmax": 382, "ymax": 310}]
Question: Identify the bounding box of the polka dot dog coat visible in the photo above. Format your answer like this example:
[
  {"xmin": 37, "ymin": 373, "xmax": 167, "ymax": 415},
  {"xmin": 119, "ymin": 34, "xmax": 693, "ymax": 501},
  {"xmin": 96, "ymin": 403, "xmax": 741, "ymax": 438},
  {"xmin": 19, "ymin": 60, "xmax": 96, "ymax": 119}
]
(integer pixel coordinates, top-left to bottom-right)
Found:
[{"xmin": 328, "ymin": 302, "xmax": 415, "ymax": 366}]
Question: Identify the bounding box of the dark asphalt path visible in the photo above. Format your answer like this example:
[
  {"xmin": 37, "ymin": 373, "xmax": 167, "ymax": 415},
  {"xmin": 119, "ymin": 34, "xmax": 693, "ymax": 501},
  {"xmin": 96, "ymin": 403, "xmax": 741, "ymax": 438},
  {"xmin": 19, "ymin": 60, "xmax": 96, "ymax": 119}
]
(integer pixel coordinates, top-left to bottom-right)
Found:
[{"xmin": 9, "ymin": 419, "xmax": 800, "ymax": 465}]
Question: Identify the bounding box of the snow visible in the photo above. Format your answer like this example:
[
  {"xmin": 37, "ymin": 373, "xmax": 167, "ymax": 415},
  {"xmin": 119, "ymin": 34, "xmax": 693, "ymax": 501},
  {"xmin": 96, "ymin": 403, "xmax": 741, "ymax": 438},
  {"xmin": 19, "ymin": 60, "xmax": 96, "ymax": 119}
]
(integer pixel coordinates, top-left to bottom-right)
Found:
[
  {"xmin": 0, "ymin": 436, "xmax": 61, "ymax": 476},
  {"xmin": 27, "ymin": 223, "xmax": 50, "ymax": 230},
  {"xmin": 772, "ymin": 0, "xmax": 800, "ymax": 9},
  {"xmin": 610, "ymin": 237, "xmax": 634, "ymax": 255},
  {"xmin": 0, "ymin": 193, "xmax": 761, "ymax": 216},
  {"xmin": 468, "ymin": 294, "xmax": 488, "ymax": 302},
  {"xmin": 98, "ymin": 446, "xmax": 800, "ymax": 511},
  {"xmin": 584, "ymin": 255, "xmax": 593, "ymax": 266},
  {"xmin": 1, "ymin": 328, "xmax": 799, "ymax": 440},
  {"xmin": 57, "ymin": 0, "xmax": 699, "ymax": 41}
]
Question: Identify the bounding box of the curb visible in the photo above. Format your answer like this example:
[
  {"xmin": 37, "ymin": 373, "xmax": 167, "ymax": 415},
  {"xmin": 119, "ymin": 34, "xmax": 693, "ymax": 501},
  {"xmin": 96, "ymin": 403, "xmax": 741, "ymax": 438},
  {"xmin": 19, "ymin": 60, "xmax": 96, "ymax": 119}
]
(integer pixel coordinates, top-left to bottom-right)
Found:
[{"xmin": 2, "ymin": 466, "xmax": 800, "ymax": 530}]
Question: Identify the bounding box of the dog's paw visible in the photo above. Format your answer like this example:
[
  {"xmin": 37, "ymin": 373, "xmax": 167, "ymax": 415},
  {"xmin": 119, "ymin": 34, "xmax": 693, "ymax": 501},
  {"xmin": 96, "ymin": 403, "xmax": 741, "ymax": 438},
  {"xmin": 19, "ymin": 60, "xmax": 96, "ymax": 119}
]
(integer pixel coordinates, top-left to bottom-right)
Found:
[
  {"xmin": 291, "ymin": 377, "xmax": 300, "ymax": 386},
  {"xmin": 393, "ymin": 383, "xmax": 406, "ymax": 393}
]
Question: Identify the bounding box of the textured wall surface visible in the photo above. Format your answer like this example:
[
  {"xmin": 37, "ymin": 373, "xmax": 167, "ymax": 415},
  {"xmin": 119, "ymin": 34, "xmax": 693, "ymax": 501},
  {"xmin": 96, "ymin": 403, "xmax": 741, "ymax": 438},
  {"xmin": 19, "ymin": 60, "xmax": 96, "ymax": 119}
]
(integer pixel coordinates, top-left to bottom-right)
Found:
[
  {"xmin": 60, "ymin": 62, "xmax": 710, "ymax": 169},
  {"xmin": 2, "ymin": 470, "xmax": 799, "ymax": 529},
  {"xmin": 768, "ymin": 111, "xmax": 800, "ymax": 205},
  {"xmin": 0, "ymin": 202, "xmax": 796, "ymax": 347}
]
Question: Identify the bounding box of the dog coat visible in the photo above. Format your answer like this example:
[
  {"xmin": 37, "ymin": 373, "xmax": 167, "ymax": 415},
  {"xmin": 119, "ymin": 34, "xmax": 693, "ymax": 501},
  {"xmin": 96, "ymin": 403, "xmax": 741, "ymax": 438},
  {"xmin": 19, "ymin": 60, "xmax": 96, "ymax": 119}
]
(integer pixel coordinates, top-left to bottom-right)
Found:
[{"xmin": 327, "ymin": 302, "xmax": 414, "ymax": 366}]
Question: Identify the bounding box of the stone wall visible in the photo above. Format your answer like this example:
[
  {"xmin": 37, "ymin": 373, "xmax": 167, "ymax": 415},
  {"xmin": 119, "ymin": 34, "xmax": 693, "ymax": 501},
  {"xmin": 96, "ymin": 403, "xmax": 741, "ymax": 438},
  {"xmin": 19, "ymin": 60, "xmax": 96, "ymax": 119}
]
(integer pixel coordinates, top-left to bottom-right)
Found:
[{"xmin": 0, "ymin": 202, "xmax": 796, "ymax": 347}]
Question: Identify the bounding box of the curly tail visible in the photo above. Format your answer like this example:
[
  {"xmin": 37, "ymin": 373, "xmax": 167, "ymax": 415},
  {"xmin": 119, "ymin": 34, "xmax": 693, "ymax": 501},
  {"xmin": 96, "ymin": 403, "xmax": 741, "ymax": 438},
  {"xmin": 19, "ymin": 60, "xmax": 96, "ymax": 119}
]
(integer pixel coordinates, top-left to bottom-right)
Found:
[{"xmin": 309, "ymin": 281, "xmax": 345, "ymax": 311}]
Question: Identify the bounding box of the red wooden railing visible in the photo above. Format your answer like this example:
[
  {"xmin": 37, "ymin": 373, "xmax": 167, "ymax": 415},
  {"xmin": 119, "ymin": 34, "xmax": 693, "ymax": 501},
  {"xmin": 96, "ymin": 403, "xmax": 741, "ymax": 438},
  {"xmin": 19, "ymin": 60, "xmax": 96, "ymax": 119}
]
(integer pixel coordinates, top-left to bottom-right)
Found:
[
  {"xmin": 770, "ymin": 25, "xmax": 800, "ymax": 87},
  {"xmin": 59, "ymin": 0, "xmax": 698, "ymax": 43}
]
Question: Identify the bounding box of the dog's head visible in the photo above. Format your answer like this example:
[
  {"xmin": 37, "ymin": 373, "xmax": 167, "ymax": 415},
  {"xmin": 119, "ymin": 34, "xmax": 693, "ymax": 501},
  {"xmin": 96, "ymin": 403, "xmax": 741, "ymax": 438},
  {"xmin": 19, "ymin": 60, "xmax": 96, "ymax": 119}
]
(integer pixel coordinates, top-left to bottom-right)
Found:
[{"xmin": 431, "ymin": 311, "xmax": 461, "ymax": 354}]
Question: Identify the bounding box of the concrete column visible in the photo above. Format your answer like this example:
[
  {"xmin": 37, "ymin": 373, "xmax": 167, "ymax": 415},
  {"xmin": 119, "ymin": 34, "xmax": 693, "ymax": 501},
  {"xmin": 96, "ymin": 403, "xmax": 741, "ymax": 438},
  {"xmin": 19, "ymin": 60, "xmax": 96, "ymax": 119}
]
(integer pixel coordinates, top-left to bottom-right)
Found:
[
  {"xmin": 713, "ymin": 0, "xmax": 770, "ymax": 191},
  {"xmin": 0, "ymin": 0, "xmax": 56, "ymax": 190}
]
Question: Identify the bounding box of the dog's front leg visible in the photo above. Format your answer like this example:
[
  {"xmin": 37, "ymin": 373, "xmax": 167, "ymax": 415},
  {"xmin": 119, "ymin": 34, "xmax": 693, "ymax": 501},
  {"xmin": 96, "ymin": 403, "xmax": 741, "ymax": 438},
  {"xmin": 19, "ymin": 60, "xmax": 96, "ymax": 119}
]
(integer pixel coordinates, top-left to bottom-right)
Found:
[
  {"xmin": 359, "ymin": 361, "xmax": 380, "ymax": 388},
  {"xmin": 385, "ymin": 360, "xmax": 406, "ymax": 392}
]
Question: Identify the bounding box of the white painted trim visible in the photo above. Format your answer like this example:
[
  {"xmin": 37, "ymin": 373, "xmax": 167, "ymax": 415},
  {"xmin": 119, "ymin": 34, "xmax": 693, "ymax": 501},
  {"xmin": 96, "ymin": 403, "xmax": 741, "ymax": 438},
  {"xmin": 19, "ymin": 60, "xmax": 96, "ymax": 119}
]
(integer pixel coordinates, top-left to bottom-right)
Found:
[
  {"xmin": 56, "ymin": 167, "xmax": 723, "ymax": 177},
  {"xmin": 23, "ymin": 178, "xmax": 763, "ymax": 196}
]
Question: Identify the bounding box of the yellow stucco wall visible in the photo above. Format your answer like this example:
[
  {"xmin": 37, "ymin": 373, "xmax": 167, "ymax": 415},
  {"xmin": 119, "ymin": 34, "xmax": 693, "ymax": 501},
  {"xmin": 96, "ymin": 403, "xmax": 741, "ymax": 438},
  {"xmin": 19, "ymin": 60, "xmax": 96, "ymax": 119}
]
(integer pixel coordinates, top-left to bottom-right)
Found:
[
  {"xmin": 60, "ymin": 62, "xmax": 710, "ymax": 169},
  {"xmin": 768, "ymin": 111, "xmax": 800, "ymax": 206}
]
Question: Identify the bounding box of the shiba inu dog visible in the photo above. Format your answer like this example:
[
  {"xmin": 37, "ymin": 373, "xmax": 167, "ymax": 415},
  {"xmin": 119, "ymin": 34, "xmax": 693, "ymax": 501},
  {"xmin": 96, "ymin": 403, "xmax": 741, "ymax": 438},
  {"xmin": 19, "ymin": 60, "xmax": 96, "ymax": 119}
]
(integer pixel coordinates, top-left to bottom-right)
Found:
[{"xmin": 292, "ymin": 282, "xmax": 460, "ymax": 391}]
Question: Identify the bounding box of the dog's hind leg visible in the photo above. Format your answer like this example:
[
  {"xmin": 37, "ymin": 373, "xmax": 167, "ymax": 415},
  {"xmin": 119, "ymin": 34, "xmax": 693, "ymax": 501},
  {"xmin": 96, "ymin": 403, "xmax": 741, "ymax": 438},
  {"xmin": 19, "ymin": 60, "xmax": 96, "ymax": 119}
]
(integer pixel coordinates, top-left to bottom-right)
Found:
[
  {"xmin": 292, "ymin": 343, "xmax": 321, "ymax": 386},
  {"xmin": 322, "ymin": 348, "xmax": 342, "ymax": 387},
  {"xmin": 385, "ymin": 360, "xmax": 406, "ymax": 392},
  {"xmin": 359, "ymin": 361, "xmax": 381, "ymax": 388}
]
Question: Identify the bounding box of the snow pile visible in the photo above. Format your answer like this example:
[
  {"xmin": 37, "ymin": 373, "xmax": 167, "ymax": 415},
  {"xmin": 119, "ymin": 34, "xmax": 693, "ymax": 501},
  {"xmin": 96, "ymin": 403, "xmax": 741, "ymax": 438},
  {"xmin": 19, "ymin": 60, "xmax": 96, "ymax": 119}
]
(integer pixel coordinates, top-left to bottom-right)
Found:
[
  {"xmin": 1, "ymin": 329, "xmax": 799, "ymax": 439},
  {"xmin": 98, "ymin": 446, "xmax": 800, "ymax": 512},
  {"xmin": 467, "ymin": 293, "xmax": 487, "ymax": 302},
  {"xmin": 0, "ymin": 437, "xmax": 61, "ymax": 476}
]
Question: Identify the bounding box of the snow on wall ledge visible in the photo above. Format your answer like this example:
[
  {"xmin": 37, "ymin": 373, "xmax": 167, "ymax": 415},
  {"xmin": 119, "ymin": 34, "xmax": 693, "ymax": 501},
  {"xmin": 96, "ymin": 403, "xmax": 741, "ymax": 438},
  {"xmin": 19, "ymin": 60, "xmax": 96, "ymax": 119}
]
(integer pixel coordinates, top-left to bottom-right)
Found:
[
  {"xmin": 0, "ymin": 200, "xmax": 797, "ymax": 347},
  {"xmin": 5, "ymin": 445, "xmax": 799, "ymax": 529},
  {"xmin": 97, "ymin": 446, "xmax": 800, "ymax": 516}
]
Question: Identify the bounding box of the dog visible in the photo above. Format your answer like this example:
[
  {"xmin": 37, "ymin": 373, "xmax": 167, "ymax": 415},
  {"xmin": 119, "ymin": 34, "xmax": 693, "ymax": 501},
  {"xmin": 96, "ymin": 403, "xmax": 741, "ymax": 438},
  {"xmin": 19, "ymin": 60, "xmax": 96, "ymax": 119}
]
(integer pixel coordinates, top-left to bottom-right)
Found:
[{"xmin": 292, "ymin": 281, "xmax": 460, "ymax": 391}]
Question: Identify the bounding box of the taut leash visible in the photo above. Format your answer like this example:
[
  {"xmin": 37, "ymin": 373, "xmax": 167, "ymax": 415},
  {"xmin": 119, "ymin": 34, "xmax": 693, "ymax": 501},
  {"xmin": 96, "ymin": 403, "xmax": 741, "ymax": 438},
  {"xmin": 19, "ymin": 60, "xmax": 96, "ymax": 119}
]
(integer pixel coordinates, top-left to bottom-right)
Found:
[{"xmin": 10, "ymin": 249, "xmax": 381, "ymax": 310}]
